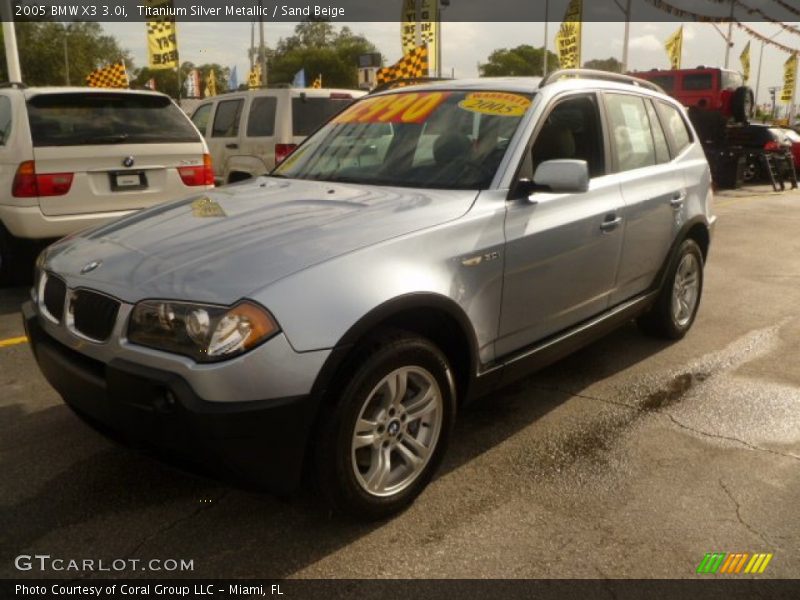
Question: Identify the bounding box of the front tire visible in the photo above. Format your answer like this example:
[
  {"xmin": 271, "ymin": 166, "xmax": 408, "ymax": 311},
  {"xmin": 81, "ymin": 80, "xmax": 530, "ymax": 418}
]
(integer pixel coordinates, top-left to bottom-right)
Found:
[
  {"xmin": 638, "ymin": 239, "xmax": 704, "ymax": 340},
  {"xmin": 315, "ymin": 332, "xmax": 456, "ymax": 520},
  {"xmin": 0, "ymin": 224, "xmax": 18, "ymax": 286}
]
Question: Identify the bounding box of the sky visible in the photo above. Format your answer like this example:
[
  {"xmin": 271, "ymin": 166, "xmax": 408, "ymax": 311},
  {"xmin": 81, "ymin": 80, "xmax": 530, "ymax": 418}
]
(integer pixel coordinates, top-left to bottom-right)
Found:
[{"xmin": 102, "ymin": 19, "xmax": 799, "ymax": 107}]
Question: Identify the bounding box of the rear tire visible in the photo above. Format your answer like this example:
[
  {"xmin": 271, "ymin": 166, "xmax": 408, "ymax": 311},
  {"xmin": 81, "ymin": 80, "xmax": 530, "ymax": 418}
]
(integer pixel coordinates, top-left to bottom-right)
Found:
[
  {"xmin": 638, "ymin": 239, "xmax": 704, "ymax": 340},
  {"xmin": 731, "ymin": 86, "xmax": 754, "ymax": 124},
  {"xmin": 315, "ymin": 331, "xmax": 456, "ymax": 520}
]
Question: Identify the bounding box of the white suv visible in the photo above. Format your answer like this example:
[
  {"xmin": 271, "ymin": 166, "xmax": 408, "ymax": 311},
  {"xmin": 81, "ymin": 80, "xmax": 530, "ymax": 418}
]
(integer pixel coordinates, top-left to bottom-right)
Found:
[
  {"xmin": 189, "ymin": 86, "xmax": 365, "ymax": 184},
  {"xmin": 0, "ymin": 85, "xmax": 212, "ymax": 283}
]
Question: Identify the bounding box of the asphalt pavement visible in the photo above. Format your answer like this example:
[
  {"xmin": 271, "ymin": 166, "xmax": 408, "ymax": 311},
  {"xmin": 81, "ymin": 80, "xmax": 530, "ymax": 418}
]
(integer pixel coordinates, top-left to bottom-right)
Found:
[{"xmin": 1, "ymin": 185, "xmax": 798, "ymax": 579}]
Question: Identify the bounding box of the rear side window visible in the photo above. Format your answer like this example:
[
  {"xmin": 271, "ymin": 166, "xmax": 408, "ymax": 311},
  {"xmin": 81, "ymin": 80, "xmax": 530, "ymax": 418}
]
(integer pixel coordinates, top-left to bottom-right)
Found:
[
  {"xmin": 211, "ymin": 99, "xmax": 243, "ymax": 138},
  {"xmin": 605, "ymin": 93, "xmax": 656, "ymax": 172},
  {"xmin": 247, "ymin": 97, "xmax": 277, "ymax": 137},
  {"xmin": 0, "ymin": 96, "xmax": 11, "ymax": 145},
  {"xmin": 682, "ymin": 73, "xmax": 714, "ymax": 91},
  {"xmin": 656, "ymin": 101, "xmax": 693, "ymax": 155},
  {"xmin": 27, "ymin": 93, "xmax": 200, "ymax": 147},
  {"xmin": 191, "ymin": 103, "xmax": 212, "ymax": 135},
  {"xmin": 292, "ymin": 96, "xmax": 354, "ymax": 136}
]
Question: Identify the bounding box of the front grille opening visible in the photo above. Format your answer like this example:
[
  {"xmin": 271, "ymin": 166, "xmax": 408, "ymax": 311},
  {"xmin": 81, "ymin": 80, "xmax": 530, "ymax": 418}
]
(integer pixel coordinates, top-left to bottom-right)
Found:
[
  {"xmin": 71, "ymin": 290, "xmax": 120, "ymax": 342},
  {"xmin": 43, "ymin": 275, "xmax": 66, "ymax": 322}
]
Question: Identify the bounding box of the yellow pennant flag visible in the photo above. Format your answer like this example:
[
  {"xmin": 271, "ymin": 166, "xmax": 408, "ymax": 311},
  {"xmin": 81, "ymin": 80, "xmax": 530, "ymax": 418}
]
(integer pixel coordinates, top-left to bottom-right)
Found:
[
  {"xmin": 145, "ymin": 0, "xmax": 179, "ymax": 70},
  {"xmin": 740, "ymin": 41, "xmax": 751, "ymax": 83},
  {"xmin": 248, "ymin": 65, "xmax": 262, "ymax": 89},
  {"xmin": 555, "ymin": 0, "xmax": 582, "ymax": 69},
  {"xmin": 781, "ymin": 53, "xmax": 797, "ymax": 104},
  {"xmin": 205, "ymin": 69, "xmax": 217, "ymax": 97},
  {"xmin": 311, "ymin": 74, "xmax": 322, "ymax": 89},
  {"xmin": 665, "ymin": 26, "xmax": 683, "ymax": 70}
]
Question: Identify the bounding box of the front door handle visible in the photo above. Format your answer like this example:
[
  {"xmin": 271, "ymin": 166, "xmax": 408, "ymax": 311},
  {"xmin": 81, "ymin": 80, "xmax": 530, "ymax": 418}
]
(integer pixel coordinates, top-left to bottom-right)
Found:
[
  {"xmin": 600, "ymin": 215, "xmax": 622, "ymax": 232},
  {"xmin": 670, "ymin": 191, "xmax": 687, "ymax": 208},
  {"xmin": 226, "ymin": 143, "xmax": 239, "ymax": 149}
]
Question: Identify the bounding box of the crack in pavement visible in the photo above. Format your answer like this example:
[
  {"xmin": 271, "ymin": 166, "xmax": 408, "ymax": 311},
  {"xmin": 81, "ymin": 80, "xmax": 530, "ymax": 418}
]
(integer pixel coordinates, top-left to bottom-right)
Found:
[
  {"xmin": 528, "ymin": 384, "xmax": 800, "ymax": 464},
  {"xmin": 112, "ymin": 490, "xmax": 231, "ymax": 576},
  {"xmin": 719, "ymin": 479, "xmax": 773, "ymax": 548}
]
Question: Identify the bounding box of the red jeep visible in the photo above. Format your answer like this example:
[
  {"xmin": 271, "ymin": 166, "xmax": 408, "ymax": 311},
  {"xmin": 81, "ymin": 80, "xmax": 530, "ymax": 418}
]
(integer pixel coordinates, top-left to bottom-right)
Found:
[{"xmin": 633, "ymin": 67, "xmax": 754, "ymax": 123}]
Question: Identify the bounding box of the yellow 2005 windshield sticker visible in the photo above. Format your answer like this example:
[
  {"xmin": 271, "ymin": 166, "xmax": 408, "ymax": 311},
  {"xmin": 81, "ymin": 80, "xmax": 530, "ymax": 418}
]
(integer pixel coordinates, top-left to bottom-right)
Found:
[
  {"xmin": 458, "ymin": 92, "xmax": 531, "ymax": 117},
  {"xmin": 333, "ymin": 92, "xmax": 450, "ymax": 125}
]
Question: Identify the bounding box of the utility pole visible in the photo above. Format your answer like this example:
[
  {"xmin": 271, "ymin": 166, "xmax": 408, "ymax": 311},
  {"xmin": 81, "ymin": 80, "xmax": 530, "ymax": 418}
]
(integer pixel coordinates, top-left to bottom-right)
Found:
[
  {"xmin": 259, "ymin": 9, "xmax": 267, "ymax": 86},
  {"xmin": 622, "ymin": 0, "xmax": 632, "ymax": 72},
  {"xmin": 1, "ymin": 0, "xmax": 22, "ymax": 82}
]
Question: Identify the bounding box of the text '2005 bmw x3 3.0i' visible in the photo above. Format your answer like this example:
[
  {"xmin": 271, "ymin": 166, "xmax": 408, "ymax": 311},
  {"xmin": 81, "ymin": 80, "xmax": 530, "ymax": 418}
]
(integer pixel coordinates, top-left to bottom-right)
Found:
[{"xmin": 24, "ymin": 70, "xmax": 715, "ymax": 519}]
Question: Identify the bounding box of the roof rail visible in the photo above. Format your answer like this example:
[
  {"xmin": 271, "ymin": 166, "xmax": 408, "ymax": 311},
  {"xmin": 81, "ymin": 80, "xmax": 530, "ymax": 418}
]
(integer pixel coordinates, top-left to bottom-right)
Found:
[
  {"xmin": 370, "ymin": 77, "xmax": 453, "ymax": 94},
  {"xmin": 539, "ymin": 69, "xmax": 664, "ymax": 94},
  {"xmin": 0, "ymin": 81, "xmax": 27, "ymax": 89}
]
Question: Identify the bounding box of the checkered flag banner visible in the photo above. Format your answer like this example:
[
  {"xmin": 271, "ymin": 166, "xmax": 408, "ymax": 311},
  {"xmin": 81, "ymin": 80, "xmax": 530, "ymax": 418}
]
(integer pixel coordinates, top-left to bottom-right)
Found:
[
  {"xmin": 376, "ymin": 45, "xmax": 429, "ymax": 86},
  {"xmin": 85, "ymin": 62, "xmax": 129, "ymax": 88}
]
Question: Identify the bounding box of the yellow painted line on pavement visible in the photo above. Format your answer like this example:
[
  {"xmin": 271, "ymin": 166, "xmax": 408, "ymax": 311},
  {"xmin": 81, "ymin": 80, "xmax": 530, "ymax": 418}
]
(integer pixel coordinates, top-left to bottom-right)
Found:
[{"xmin": 0, "ymin": 336, "xmax": 28, "ymax": 348}]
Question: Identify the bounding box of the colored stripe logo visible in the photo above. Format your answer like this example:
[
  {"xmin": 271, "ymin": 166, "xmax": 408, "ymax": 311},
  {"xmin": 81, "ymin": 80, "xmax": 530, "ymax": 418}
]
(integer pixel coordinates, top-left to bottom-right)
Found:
[{"xmin": 697, "ymin": 552, "xmax": 773, "ymax": 574}]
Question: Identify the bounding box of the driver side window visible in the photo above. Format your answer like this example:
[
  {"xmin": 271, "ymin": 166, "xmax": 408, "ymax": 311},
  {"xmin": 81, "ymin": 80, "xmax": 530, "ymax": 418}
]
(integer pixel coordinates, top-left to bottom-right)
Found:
[{"xmin": 529, "ymin": 94, "xmax": 606, "ymax": 179}]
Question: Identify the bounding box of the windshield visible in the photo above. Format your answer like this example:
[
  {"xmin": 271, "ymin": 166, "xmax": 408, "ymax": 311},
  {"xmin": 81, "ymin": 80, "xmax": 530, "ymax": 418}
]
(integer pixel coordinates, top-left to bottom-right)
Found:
[{"xmin": 273, "ymin": 90, "xmax": 533, "ymax": 189}]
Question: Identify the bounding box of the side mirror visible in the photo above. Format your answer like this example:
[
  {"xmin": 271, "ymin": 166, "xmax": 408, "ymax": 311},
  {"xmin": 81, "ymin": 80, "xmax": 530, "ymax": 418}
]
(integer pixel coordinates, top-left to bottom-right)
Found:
[{"xmin": 532, "ymin": 159, "xmax": 590, "ymax": 194}]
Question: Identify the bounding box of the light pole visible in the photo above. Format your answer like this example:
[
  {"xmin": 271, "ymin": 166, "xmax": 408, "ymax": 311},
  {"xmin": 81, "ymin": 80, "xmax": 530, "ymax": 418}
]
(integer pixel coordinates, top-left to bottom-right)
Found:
[
  {"xmin": 755, "ymin": 30, "xmax": 784, "ymax": 108},
  {"xmin": 438, "ymin": 0, "xmax": 450, "ymax": 78},
  {"xmin": 1, "ymin": 0, "xmax": 22, "ymax": 82},
  {"xmin": 62, "ymin": 24, "xmax": 72, "ymax": 86}
]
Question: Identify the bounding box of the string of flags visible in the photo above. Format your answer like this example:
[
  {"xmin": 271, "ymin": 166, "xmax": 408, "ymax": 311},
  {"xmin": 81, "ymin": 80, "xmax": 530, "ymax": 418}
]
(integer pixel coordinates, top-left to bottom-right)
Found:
[{"xmin": 86, "ymin": 61, "xmax": 129, "ymax": 88}]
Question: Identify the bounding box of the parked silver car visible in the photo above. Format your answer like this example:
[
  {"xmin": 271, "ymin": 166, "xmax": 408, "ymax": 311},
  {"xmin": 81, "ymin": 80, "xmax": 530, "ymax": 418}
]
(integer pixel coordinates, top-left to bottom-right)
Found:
[{"xmin": 24, "ymin": 71, "xmax": 715, "ymax": 519}]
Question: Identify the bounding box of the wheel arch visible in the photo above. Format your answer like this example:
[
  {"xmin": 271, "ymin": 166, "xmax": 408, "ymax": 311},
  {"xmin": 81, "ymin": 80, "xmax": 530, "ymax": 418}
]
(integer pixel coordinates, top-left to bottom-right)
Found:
[
  {"xmin": 653, "ymin": 216, "xmax": 711, "ymax": 294},
  {"xmin": 309, "ymin": 293, "xmax": 480, "ymax": 410}
]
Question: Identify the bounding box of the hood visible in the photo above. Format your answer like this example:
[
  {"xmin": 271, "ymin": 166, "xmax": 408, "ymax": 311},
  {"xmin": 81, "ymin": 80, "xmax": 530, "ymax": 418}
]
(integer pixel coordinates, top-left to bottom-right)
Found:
[{"xmin": 45, "ymin": 177, "xmax": 477, "ymax": 304}]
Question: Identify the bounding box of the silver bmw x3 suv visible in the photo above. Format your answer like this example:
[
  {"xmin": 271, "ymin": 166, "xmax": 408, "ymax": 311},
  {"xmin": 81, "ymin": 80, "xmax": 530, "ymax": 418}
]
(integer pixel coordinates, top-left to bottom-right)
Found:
[{"xmin": 24, "ymin": 71, "xmax": 715, "ymax": 519}]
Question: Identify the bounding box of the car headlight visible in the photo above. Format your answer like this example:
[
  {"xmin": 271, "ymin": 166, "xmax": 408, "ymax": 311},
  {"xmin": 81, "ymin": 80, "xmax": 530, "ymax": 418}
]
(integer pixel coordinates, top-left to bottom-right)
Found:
[{"xmin": 128, "ymin": 300, "xmax": 279, "ymax": 363}]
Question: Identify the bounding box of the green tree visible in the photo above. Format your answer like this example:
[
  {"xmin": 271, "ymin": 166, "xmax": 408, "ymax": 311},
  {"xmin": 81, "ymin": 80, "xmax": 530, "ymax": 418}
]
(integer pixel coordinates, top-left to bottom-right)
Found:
[
  {"xmin": 267, "ymin": 21, "xmax": 378, "ymax": 88},
  {"xmin": 479, "ymin": 45, "xmax": 559, "ymax": 77},
  {"xmin": 583, "ymin": 57, "xmax": 623, "ymax": 73},
  {"xmin": 0, "ymin": 21, "xmax": 131, "ymax": 85}
]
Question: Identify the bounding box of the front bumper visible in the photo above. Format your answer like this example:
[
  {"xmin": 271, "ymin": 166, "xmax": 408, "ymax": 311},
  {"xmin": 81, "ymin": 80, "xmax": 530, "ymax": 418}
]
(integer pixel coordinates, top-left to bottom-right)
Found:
[{"xmin": 23, "ymin": 301, "xmax": 317, "ymax": 493}]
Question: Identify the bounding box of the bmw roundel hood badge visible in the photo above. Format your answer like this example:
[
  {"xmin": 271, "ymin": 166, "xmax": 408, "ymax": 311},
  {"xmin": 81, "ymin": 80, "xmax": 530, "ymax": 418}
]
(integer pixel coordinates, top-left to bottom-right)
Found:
[{"xmin": 80, "ymin": 260, "xmax": 102, "ymax": 274}]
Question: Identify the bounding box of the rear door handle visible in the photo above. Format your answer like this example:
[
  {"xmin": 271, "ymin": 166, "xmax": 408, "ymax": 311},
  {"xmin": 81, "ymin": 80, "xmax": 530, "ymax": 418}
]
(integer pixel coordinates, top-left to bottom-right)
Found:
[
  {"xmin": 600, "ymin": 215, "xmax": 622, "ymax": 232},
  {"xmin": 670, "ymin": 191, "xmax": 687, "ymax": 208},
  {"xmin": 226, "ymin": 143, "xmax": 239, "ymax": 149}
]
